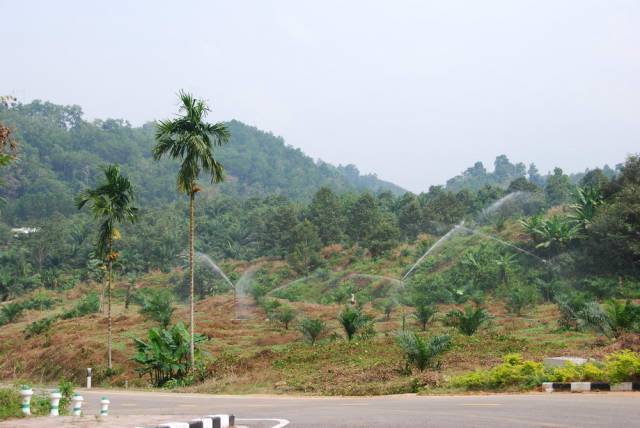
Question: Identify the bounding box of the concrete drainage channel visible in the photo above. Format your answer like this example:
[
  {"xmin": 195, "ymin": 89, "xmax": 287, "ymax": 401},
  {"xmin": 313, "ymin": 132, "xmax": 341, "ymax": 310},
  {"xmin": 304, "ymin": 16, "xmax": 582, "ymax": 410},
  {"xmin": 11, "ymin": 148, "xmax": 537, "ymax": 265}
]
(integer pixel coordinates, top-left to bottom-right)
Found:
[{"xmin": 542, "ymin": 382, "xmax": 640, "ymax": 392}]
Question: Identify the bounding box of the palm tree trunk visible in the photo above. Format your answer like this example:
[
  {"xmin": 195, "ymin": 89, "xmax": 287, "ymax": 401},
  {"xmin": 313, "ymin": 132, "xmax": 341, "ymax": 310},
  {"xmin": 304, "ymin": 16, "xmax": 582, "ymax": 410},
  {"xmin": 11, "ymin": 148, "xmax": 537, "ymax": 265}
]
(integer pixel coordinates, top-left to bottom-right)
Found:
[
  {"xmin": 107, "ymin": 238, "xmax": 113, "ymax": 370},
  {"xmin": 189, "ymin": 192, "xmax": 195, "ymax": 368}
]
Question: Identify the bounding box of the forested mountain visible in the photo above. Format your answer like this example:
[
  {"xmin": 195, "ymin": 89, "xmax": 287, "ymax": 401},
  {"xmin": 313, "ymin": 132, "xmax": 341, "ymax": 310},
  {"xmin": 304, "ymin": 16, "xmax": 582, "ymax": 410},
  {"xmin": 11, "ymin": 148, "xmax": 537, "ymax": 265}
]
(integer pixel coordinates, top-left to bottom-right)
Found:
[
  {"xmin": 0, "ymin": 100, "xmax": 403, "ymax": 223},
  {"xmin": 446, "ymin": 154, "xmax": 619, "ymax": 192}
]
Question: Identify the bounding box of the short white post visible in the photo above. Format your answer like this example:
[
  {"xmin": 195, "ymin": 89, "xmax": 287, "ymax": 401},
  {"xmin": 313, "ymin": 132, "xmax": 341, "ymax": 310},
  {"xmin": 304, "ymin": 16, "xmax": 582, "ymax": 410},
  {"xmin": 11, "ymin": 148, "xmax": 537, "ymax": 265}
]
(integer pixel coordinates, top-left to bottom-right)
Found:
[
  {"xmin": 19, "ymin": 386, "xmax": 33, "ymax": 416},
  {"xmin": 49, "ymin": 389, "xmax": 62, "ymax": 416},
  {"xmin": 71, "ymin": 393, "xmax": 84, "ymax": 416},
  {"xmin": 100, "ymin": 397, "xmax": 110, "ymax": 417},
  {"xmin": 86, "ymin": 367, "xmax": 92, "ymax": 389}
]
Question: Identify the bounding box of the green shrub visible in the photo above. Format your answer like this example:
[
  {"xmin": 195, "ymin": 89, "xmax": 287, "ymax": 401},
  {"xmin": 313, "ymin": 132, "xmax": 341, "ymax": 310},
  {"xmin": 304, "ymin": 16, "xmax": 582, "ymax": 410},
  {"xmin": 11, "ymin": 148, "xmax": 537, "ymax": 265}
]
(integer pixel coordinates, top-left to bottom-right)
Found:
[
  {"xmin": 0, "ymin": 302, "xmax": 24, "ymax": 324},
  {"xmin": 24, "ymin": 316, "xmax": 58, "ymax": 338},
  {"xmin": 396, "ymin": 332, "xmax": 451, "ymax": 372},
  {"xmin": 413, "ymin": 302, "xmax": 436, "ymax": 331},
  {"xmin": 132, "ymin": 322, "xmax": 206, "ymax": 386},
  {"xmin": 504, "ymin": 285, "xmax": 538, "ymax": 315},
  {"xmin": 20, "ymin": 292, "xmax": 57, "ymax": 311},
  {"xmin": 261, "ymin": 298, "xmax": 281, "ymax": 317},
  {"xmin": 298, "ymin": 318, "xmax": 327, "ymax": 345},
  {"xmin": 444, "ymin": 305, "xmax": 490, "ymax": 336},
  {"xmin": 555, "ymin": 292, "xmax": 589, "ymax": 330},
  {"xmin": 29, "ymin": 392, "xmax": 51, "ymax": 415},
  {"xmin": 337, "ymin": 306, "xmax": 371, "ymax": 341},
  {"xmin": 61, "ymin": 292, "xmax": 100, "ymax": 319},
  {"xmin": 57, "ymin": 380, "xmax": 74, "ymax": 415},
  {"xmin": 0, "ymin": 388, "xmax": 21, "ymax": 420},
  {"xmin": 605, "ymin": 350, "xmax": 640, "ymax": 383},
  {"xmin": 273, "ymin": 306, "xmax": 296, "ymax": 330},
  {"xmin": 551, "ymin": 362, "xmax": 605, "ymax": 382},
  {"xmin": 605, "ymin": 300, "xmax": 640, "ymax": 337},
  {"xmin": 451, "ymin": 354, "xmax": 547, "ymax": 390},
  {"xmin": 375, "ymin": 298, "xmax": 396, "ymax": 320},
  {"xmin": 136, "ymin": 288, "xmax": 175, "ymax": 328}
]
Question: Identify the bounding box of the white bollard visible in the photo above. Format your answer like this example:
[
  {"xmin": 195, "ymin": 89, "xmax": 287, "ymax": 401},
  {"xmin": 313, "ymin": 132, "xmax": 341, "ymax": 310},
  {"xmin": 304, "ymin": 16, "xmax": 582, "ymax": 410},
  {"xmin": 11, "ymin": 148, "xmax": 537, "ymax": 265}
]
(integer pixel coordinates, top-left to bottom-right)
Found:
[
  {"xmin": 86, "ymin": 367, "xmax": 92, "ymax": 389},
  {"xmin": 71, "ymin": 393, "xmax": 84, "ymax": 416},
  {"xmin": 49, "ymin": 389, "xmax": 62, "ymax": 416},
  {"xmin": 100, "ymin": 397, "xmax": 110, "ymax": 417},
  {"xmin": 19, "ymin": 386, "xmax": 33, "ymax": 416}
]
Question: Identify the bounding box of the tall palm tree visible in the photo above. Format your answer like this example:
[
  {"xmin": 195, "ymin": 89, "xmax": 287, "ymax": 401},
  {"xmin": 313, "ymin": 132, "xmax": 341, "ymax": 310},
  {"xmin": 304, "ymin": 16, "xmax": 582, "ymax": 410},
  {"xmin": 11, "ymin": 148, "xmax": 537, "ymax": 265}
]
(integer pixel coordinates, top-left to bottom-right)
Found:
[
  {"xmin": 76, "ymin": 164, "xmax": 137, "ymax": 370},
  {"xmin": 153, "ymin": 91, "xmax": 230, "ymax": 367}
]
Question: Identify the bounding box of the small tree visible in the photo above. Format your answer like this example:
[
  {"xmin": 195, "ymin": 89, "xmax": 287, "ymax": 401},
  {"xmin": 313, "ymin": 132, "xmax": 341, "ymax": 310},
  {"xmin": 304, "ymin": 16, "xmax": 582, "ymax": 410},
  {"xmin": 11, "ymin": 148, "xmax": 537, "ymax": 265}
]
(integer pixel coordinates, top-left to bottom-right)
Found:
[
  {"xmin": 137, "ymin": 288, "xmax": 176, "ymax": 328},
  {"xmin": 414, "ymin": 302, "xmax": 436, "ymax": 331},
  {"xmin": 337, "ymin": 306, "xmax": 370, "ymax": 341},
  {"xmin": 396, "ymin": 332, "xmax": 451, "ymax": 372},
  {"xmin": 274, "ymin": 306, "xmax": 296, "ymax": 330},
  {"xmin": 376, "ymin": 298, "xmax": 396, "ymax": 320},
  {"xmin": 505, "ymin": 285, "xmax": 538, "ymax": 315},
  {"xmin": 0, "ymin": 302, "xmax": 23, "ymax": 324},
  {"xmin": 605, "ymin": 300, "xmax": 640, "ymax": 338},
  {"xmin": 298, "ymin": 318, "xmax": 326, "ymax": 345},
  {"xmin": 445, "ymin": 306, "xmax": 490, "ymax": 336}
]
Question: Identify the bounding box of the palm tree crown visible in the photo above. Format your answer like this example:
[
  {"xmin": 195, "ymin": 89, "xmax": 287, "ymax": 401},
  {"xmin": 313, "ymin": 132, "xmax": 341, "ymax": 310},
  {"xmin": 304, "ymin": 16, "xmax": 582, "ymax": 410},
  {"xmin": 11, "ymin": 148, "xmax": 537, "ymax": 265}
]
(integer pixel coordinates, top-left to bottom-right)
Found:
[
  {"xmin": 76, "ymin": 164, "xmax": 138, "ymax": 257},
  {"xmin": 153, "ymin": 91, "xmax": 230, "ymax": 194}
]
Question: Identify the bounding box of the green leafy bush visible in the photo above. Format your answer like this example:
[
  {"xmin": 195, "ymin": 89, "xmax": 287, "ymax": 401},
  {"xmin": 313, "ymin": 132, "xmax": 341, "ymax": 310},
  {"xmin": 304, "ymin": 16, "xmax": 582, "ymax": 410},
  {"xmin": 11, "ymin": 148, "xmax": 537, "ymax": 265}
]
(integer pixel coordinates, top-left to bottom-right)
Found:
[
  {"xmin": 605, "ymin": 350, "xmax": 640, "ymax": 383},
  {"xmin": 273, "ymin": 306, "xmax": 296, "ymax": 330},
  {"xmin": 375, "ymin": 298, "xmax": 396, "ymax": 320},
  {"xmin": 413, "ymin": 302, "xmax": 436, "ymax": 331},
  {"xmin": 0, "ymin": 302, "xmax": 24, "ymax": 324},
  {"xmin": 20, "ymin": 292, "xmax": 57, "ymax": 311},
  {"xmin": 551, "ymin": 361, "xmax": 605, "ymax": 382},
  {"xmin": 451, "ymin": 354, "xmax": 547, "ymax": 390},
  {"xmin": 298, "ymin": 318, "xmax": 327, "ymax": 345},
  {"xmin": 444, "ymin": 305, "xmax": 490, "ymax": 336},
  {"xmin": 337, "ymin": 306, "xmax": 371, "ymax": 341},
  {"xmin": 504, "ymin": 285, "xmax": 538, "ymax": 315},
  {"xmin": 132, "ymin": 322, "xmax": 206, "ymax": 386},
  {"xmin": 61, "ymin": 292, "xmax": 100, "ymax": 319},
  {"xmin": 396, "ymin": 332, "xmax": 451, "ymax": 372},
  {"xmin": 136, "ymin": 288, "xmax": 175, "ymax": 328},
  {"xmin": 24, "ymin": 316, "xmax": 58, "ymax": 338},
  {"xmin": 0, "ymin": 388, "xmax": 21, "ymax": 420}
]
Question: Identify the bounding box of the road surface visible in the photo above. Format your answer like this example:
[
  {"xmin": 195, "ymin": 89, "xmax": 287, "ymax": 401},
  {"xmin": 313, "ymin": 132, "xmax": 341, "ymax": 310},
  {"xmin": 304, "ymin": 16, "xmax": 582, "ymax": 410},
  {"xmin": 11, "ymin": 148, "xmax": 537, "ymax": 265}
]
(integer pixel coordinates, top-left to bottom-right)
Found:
[{"xmin": 47, "ymin": 389, "xmax": 640, "ymax": 427}]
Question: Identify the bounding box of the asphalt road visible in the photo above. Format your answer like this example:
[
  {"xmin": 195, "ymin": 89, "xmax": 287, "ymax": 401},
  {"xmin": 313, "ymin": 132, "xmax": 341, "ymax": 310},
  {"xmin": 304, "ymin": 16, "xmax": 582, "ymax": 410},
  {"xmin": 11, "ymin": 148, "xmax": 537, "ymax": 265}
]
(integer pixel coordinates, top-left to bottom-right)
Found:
[{"xmin": 69, "ymin": 389, "xmax": 640, "ymax": 428}]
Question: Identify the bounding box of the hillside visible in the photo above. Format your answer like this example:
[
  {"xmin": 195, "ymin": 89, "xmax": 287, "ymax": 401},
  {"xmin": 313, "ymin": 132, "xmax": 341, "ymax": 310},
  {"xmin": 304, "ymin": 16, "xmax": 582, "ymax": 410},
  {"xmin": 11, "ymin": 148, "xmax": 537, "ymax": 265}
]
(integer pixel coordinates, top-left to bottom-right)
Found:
[{"xmin": 0, "ymin": 100, "xmax": 404, "ymax": 223}]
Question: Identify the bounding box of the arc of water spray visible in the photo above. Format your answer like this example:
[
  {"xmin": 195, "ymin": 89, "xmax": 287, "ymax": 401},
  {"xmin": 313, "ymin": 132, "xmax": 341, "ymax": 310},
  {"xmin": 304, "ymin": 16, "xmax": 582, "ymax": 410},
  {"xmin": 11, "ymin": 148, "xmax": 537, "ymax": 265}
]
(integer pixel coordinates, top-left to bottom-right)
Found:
[
  {"xmin": 195, "ymin": 252, "xmax": 235, "ymax": 289},
  {"xmin": 457, "ymin": 226, "xmax": 547, "ymax": 264},
  {"xmin": 401, "ymin": 221, "xmax": 465, "ymax": 281}
]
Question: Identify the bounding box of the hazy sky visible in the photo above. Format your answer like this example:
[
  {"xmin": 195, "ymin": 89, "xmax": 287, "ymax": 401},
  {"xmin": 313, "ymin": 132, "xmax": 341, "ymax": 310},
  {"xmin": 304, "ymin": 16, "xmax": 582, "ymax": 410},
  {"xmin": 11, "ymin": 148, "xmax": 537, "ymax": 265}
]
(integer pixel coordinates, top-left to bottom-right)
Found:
[{"xmin": 2, "ymin": 1, "xmax": 639, "ymax": 192}]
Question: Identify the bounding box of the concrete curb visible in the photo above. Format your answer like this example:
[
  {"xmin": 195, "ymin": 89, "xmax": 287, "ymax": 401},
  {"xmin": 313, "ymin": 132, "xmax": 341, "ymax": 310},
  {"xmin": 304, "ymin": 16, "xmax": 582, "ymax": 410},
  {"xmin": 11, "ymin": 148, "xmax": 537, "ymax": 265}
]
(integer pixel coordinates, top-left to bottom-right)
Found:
[
  {"xmin": 542, "ymin": 382, "xmax": 640, "ymax": 392},
  {"xmin": 153, "ymin": 414, "xmax": 234, "ymax": 428}
]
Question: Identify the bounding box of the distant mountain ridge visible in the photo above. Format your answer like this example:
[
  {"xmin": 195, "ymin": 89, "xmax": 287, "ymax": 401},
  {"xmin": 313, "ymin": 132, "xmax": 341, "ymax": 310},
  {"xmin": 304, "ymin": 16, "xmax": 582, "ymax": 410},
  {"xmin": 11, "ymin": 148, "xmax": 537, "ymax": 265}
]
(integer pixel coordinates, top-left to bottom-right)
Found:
[{"xmin": 0, "ymin": 100, "xmax": 405, "ymax": 222}]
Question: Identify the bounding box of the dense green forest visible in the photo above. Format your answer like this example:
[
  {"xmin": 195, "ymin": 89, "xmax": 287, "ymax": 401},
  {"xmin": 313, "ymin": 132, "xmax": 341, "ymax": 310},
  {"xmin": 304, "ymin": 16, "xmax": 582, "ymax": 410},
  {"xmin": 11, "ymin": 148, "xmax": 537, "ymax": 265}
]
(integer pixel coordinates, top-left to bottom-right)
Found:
[{"xmin": 0, "ymin": 99, "xmax": 403, "ymax": 223}]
